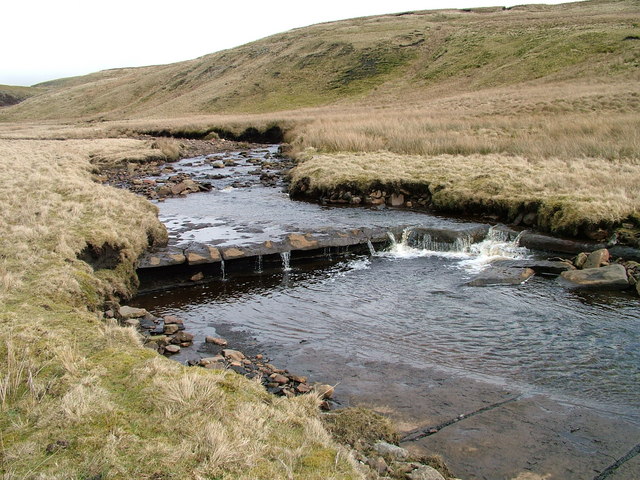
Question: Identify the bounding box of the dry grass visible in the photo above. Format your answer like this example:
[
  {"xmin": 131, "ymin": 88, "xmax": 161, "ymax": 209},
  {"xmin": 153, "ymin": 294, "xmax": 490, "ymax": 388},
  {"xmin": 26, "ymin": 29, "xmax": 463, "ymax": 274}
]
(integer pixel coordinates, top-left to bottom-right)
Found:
[
  {"xmin": 290, "ymin": 150, "xmax": 640, "ymax": 234},
  {"xmin": 1, "ymin": 2, "xmax": 639, "ymax": 474},
  {"xmin": 0, "ymin": 136, "xmax": 360, "ymax": 479},
  {"xmin": 0, "ymin": 0, "xmax": 637, "ymax": 121}
]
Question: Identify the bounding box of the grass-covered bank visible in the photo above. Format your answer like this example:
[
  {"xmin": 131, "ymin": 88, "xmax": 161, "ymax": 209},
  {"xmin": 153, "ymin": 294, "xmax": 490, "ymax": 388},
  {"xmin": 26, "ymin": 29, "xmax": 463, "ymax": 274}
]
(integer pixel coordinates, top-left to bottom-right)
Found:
[
  {"xmin": 288, "ymin": 149, "xmax": 640, "ymax": 241},
  {"xmin": 0, "ymin": 137, "xmax": 361, "ymax": 479}
]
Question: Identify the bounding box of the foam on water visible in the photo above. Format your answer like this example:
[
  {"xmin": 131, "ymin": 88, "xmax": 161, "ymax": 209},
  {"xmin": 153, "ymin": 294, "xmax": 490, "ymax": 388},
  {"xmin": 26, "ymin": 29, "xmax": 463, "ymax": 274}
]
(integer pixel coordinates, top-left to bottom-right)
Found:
[{"xmin": 382, "ymin": 226, "xmax": 530, "ymax": 272}]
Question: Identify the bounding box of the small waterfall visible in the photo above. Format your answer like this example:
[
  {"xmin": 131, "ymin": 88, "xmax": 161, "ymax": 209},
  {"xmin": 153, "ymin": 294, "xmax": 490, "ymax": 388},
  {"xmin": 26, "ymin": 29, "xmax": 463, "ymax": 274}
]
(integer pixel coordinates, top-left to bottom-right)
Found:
[
  {"xmin": 367, "ymin": 240, "xmax": 376, "ymax": 256},
  {"xmin": 323, "ymin": 247, "xmax": 331, "ymax": 259},
  {"xmin": 280, "ymin": 251, "xmax": 291, "ymax": 272},
  {"xmin": 467, "ymin": 226, "xmax": 528, "ymax": 260},
  {"xmin": 382, "ymin": 225, "xmax": 529, "ymax": 268},
  {"xmin": 412, "ymin": 232, "xmax": 473, "ymax": 253},
  {"xmin": 386, "ymin": 231, "xmax": 398, "ymax": 247},
  {"xmin": 220, "ymin": 259, "xmax": 226, "ymax": 280},
  {"xmin": 255, "ymin": 255, "xmax": 263, "ymax": 273}
]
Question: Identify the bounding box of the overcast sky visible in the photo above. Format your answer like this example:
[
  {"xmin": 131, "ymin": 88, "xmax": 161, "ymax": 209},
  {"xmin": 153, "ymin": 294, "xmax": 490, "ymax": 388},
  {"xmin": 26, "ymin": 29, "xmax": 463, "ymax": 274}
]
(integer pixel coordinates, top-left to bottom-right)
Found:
[{"xmin": 3, "ymin": 0, "xmax": 577, "ymax": 86}]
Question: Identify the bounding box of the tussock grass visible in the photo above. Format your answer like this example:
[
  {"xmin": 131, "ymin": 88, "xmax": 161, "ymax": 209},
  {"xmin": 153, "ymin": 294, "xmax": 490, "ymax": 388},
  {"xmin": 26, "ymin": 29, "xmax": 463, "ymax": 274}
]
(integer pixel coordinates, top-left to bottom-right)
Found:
[
  {"xmin": 0, "ymin": 137, "xmax": 360, "ymax": 479},
  {"xmin": 290, "ymin": 150, "xmax": 640, "ymax": 235}
]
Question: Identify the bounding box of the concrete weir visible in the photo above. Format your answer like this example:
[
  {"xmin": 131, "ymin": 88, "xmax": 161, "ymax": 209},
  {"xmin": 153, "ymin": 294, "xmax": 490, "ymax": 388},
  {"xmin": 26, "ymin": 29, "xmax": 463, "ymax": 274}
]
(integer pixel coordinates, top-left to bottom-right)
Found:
[
  {"xmin": 137, "ymin": 226, "xmax": 407, "ymax": 291},
  {"xmin": 135, "ymin": 220, "xmax": 629, "ymax": 293}
]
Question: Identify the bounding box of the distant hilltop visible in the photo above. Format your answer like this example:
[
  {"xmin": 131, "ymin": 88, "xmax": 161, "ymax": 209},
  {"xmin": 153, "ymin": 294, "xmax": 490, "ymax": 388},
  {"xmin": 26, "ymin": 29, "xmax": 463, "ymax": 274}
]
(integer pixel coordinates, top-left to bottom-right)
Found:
[{"xmin": 1, "ymin": 0, "xmax": 639, "ymax": 121}]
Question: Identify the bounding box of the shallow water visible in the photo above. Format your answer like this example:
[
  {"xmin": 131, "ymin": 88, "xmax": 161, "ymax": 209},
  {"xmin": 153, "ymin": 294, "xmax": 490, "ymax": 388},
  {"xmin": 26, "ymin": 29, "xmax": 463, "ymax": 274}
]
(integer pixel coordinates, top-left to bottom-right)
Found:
[
  {"xmin": 153, "ymin": 146, "xmax": 480, "ymax": 247},
  {"xmin": 134, "ymin": 147, "xmax": 640, "ymax": 479},
  {"xmin": 135, "ymin": 242, "xmax": 640, "ymax": 420},
  {"xmin": 136, "ymin": 146, "xmax": 640, "ymax": 421}
]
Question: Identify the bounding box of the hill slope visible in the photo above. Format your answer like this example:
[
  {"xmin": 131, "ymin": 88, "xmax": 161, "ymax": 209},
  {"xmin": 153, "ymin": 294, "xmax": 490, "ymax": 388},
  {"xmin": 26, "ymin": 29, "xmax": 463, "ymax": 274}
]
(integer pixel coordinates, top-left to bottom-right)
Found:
[
  {"xmin": 2, "ymin": 0, "xmax": 639, "ymax": 120},
  {"xmin": 0, "ymin": 84, "xmax": 45, "ymax": 107}
]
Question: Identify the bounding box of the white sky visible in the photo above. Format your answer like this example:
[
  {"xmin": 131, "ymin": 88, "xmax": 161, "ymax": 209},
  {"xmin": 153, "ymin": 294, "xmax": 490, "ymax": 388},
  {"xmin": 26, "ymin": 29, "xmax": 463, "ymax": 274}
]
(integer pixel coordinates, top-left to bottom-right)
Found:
[{"xmin": 2, "ymin": 0, "xmax": 577, "ymax": 86}]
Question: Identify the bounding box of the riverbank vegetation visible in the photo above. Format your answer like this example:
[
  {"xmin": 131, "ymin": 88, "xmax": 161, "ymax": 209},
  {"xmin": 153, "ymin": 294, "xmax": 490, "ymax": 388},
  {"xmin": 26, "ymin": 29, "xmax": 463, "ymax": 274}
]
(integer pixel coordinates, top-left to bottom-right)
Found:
[
  {"xmin": 1, "ymin": 0, "xmax": 639, "ymax": 477},
  {"xmin": 0, "ymin": 138, "xmax": 360, "ymax": 479}
]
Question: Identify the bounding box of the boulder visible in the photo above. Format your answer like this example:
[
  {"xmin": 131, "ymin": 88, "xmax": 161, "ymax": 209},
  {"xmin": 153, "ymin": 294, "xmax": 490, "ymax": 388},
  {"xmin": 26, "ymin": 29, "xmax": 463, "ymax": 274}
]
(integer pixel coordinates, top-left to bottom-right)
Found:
[
  {"xmin": 171, "ymin": 331, "xmax": 194, "ymax": 344},
  {"xmin": 560, "ymin": 264, "xmax": 629, "ymax": 290},
  {"xmin": 366, "ymin": 456, "xmax": 389, "ymax": 475},
  {"xmin": 491, "ymin": 259, "xmax": 574, "ymax": 275},
  {"xmin": 118, "ymin": 305, "xmax": 148, "ymax": 319},
  {"xmin": 163, "ymin": 315, "xmax": 184, "ymax": 325},
  {"xmin": 609, "ymin": 246, "xmax": 640, "ymax": 262},
  {"xmin": 271, "ymin": 374, "xmax": 288, "ymax": 385},
  {"xmin": 185, "ymin": 243, "xmax": 222, "ymax": 265},
  {"xmin": 407, "ymin": 225, "xmax": 490, "ymax": 248},
  {"xmin": 467, "ymin": 267, "xmax": 535, "ymax": 287},
  {"xmin": 583, "ymin": 248, "xmax": 610, "ymax": 269},
  {"xmin": 222, "ymin": 349, "xmax": 245, "ymax": 362},
  {"xmin": 296, "ymin": 384, "xmax": 312, "ymax": 394},
  {"xmin": 164, "ymin": 345, "xmax": 180, "ymax": 354},
  {"xmin": 205, "ymin": 336, "xmax": 228, "ymax": 346},
  {"xmin": 190, "ymin": 272, "xmax": 204, "ymax": 282},
  {"xmin": 289, "ymin": 374, "xmax": 307, "ymax": 384},
  {"xmin": 373, "ymin": 441, "xmax": 409, "ymax": 460},
  {"xmin": 199, "ymin": 355, "xmax": 224, "ymax": 366},
  {"xmin": 137, "ymin": 248, "xmax": 186, "ymax": 269},
  {"xmin": 170, "ymin": 182, "xmax": 189, "ymax": 195},
  {"xmin": 164, "ymin": 324, "xmax": 180, "ymax": 335},
  {"xmin": 312, "ymin": 384, "xmax": 335, "ymax": 399},
  {"xmin": 518, "ymin": 233, "xmax": 606, "ymax": 255},
  {"xmin": 574, "ymin": 252, "xmax": 588, "ymax": 269},
  {"xmin": 408, "ymin": 465, "xmax": 446, "ymax": 480}
]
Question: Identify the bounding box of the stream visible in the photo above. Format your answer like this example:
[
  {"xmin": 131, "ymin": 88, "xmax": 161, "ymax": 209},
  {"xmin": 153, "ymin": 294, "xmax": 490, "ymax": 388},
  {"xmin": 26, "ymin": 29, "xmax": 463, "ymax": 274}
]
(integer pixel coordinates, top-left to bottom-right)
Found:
[{"xmin": 132, "ymin": 146, "xmax": 640, "ymax": 480}]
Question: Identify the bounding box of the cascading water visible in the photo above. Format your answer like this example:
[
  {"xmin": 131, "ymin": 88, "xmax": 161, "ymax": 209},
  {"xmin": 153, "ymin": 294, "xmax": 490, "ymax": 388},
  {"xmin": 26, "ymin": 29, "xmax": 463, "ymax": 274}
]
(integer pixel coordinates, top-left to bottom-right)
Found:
[
  {"xmin": 367, "ymin": 239, "xmax": 376, "ymax": 255},
  {"xmin": 280, "ymin": 251, "xmax": 291, "ymax": 272},
  {"xmin": 255, "ymin": 255, "xmax": 263, "ymax": 273},
  {"xmin": 382, "ymin": 225, "xmax": 529, "ymax": 271},
  {"xmin": 220, "ymin": 259, "xmax": 226, "ymax": 280}
]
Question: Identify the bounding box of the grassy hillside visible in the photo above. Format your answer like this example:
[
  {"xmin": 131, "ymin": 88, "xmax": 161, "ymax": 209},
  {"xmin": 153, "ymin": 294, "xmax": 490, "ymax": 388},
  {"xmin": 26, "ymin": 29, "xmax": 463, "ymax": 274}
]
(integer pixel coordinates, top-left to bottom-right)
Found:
[
  {"xmin": 0, "ymin": 84, "xmax": 45, "ymax": 107},
  {"xmin": 1, "ymin": 0, "xmax": 638, "ymax": 120}
]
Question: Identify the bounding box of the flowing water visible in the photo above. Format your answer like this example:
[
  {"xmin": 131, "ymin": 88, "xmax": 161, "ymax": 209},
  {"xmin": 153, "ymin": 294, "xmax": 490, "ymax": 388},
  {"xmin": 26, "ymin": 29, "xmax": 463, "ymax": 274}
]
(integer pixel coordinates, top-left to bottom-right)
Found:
[
  {"xmin": 135, "ymin": 232, "xmax": 640, "ymax": 419},
  {"xmin": 133, "ymin": 146, "xmax": 640, "ymax": 477}
]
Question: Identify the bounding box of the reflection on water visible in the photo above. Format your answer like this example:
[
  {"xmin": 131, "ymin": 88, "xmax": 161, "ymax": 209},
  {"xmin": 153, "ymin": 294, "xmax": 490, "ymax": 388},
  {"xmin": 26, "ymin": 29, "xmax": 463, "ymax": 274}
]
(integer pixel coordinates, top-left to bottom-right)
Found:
[{"xmin": 134, "ymin": 250, "xmax": 640, "ymax": 417}]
